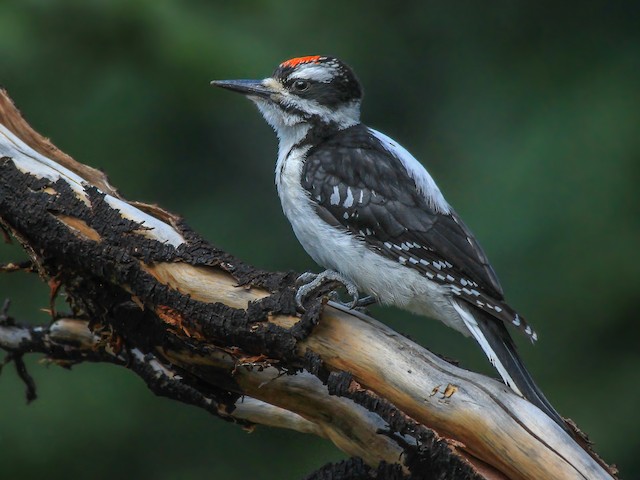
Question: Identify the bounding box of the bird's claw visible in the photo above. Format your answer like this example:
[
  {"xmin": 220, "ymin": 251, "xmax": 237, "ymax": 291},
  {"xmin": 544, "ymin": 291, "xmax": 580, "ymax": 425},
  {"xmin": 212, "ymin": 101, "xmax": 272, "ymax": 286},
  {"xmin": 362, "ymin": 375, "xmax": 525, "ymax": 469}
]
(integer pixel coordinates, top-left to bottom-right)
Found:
[
  {"xmin": 351, "ymin": 295, "xmax": 377, "ymax": 309},
  {"xmin": 329, "ymin": 292, "xmax": 377, "ymax": 312},
  {"xmin": 295, "ymin": 270, "xmax": 363, "ymax": 310}
]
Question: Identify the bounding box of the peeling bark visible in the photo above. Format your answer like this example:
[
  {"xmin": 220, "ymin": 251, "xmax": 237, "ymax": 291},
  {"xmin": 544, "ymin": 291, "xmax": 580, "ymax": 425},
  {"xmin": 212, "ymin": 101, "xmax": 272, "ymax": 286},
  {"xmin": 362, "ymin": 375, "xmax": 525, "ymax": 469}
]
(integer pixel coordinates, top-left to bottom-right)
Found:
[{"xmin": 0, "ymin": 89, "xmax": 617, "ymax": 480}]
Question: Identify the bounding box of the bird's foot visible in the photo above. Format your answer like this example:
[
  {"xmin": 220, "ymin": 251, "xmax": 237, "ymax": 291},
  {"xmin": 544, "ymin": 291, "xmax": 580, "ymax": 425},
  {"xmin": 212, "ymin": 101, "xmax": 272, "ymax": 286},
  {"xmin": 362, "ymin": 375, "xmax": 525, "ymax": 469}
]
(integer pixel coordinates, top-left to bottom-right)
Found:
[{"xmin": 295, "ymin": 270, "xmax": 367, "ymax": 310}]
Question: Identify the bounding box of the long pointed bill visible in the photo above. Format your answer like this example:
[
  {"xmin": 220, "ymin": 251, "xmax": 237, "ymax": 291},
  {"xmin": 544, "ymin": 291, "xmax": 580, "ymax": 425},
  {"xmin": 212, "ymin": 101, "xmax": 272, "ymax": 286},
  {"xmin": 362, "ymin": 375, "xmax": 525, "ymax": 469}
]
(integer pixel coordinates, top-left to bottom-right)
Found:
[{"xmin": 210, "ymin": 79, "xmax": 273, "ymax": 98}]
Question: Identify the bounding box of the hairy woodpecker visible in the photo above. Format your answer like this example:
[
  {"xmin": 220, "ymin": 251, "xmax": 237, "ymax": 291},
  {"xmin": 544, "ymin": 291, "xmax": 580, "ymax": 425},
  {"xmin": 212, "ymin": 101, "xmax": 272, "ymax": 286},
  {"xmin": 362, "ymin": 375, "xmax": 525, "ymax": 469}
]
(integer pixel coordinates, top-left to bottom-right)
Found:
[{"xmin": 212, "ymin": 55, "xmax": 567, "ymax": 430}]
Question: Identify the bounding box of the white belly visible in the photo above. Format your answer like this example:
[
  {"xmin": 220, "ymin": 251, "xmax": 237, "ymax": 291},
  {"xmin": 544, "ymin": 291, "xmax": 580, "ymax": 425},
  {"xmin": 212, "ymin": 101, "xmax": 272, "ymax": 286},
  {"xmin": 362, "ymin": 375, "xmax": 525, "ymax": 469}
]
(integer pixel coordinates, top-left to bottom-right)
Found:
[{"xmin": 275, "ymin": 148, "xmax": 468, "ymax": 336}]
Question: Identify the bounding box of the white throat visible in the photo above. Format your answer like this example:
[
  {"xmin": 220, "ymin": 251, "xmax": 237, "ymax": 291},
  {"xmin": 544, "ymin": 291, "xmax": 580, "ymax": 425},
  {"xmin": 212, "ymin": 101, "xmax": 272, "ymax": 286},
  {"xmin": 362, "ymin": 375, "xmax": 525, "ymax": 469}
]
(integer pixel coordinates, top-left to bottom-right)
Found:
[
  {"xmin": 276, "ymin": 123, "xmax": 312, "ymax": 166},
  {"xmin": 249, "ymin": 94, "xmax": 362, "ymax": 211},
  {"xmin": 249, "ymin": 99, "xmax": 313, "ymax": 181}
]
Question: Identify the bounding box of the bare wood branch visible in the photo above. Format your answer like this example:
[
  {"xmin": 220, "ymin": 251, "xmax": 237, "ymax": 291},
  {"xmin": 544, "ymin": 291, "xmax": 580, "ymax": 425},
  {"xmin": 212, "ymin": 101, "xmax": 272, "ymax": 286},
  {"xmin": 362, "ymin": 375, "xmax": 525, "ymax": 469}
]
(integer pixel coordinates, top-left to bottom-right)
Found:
[{"xmin": 0, "ymin": 88, "xmax": 616, "ymax": 480}]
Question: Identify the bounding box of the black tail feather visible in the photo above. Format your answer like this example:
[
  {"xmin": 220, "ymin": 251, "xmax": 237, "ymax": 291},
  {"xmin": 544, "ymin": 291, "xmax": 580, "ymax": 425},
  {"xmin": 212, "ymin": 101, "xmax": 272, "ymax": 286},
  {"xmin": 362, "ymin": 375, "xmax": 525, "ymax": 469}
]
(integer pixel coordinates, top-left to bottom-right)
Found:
[{"xmin": 474, "ymin": 309, "xmax": 570, "ymax": 434}]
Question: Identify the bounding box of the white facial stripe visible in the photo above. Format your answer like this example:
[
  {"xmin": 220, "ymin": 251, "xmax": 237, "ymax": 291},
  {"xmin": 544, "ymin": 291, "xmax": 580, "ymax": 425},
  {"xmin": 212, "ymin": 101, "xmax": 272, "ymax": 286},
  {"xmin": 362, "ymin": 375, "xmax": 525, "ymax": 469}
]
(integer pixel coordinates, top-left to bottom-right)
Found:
[
  {"xmin": 253, "ymin": 100, "xmax": 303, "ymax": 129},
  {"xmin": 282, "ymin": 97, "xmax": 361, "ymax": 129},
  {"xmin": 249, "ymin": 75, "xmax": 360, "ymax": 130},
  {"xmin": 289, "ymin": 64, "xmax": 337, "ymax": 83}
]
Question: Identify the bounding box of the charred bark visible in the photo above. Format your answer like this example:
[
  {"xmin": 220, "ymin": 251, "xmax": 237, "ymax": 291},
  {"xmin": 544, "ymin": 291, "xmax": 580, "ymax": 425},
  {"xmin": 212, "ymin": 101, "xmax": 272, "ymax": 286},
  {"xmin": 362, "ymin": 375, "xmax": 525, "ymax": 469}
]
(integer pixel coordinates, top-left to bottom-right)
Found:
[{"xmin": 0, "ymin": 89, "xmax": 616, "ymax": 480}]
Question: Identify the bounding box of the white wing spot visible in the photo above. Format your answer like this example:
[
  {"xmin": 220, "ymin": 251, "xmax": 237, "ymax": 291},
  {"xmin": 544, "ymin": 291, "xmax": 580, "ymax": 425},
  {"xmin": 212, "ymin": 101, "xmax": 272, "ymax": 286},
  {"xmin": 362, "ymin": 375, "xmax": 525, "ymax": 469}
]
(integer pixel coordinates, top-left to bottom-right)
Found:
[
  {"xmin": 525, "ymin": 325, "xmax": 532, "ymax": 335},
  {"xmin": 494, "ymin": 306, "xmax": 502, "ymax": 312},
  {"xmin": 419, "ymin": 259, "xmax": 429, "ymax": 266},
  {"xmin": 384, "ymin": 242, "xmax": 393, "ymax": 249},
  {"xmin": 513, "ymin": 315, "xmax": 521, "ymax": 326},
  {"xmin": 398, "ymin": 256, "xmax": 407, "ymax": 264},
  {"xmin": 470, "ymin": 289, "xmax": 480, "ymax": 296},
  {"xmin": 436, "ymin": 274, "xmax": 446, "ymax": 281},
  {"xmin": 426, "ymin": 272, "xmax": 435, "ymax": 279},
  {"xmin": 460, "ymin": 279, "xmax": 468, "ymax": 286},
  {"xmin": 358, "ymin": 190, "xmax": 364, "ymax": 203},
  {"xmin": 446, "ymin": 274, "xmax": 455, "ymax": 282},
  {"xmin": 330, "ymin": 186, "xmax": 340, "ymax": 205},
  {"xmin": 343, "ymin": 187, "xmax": 354, "ymax": 208},
  {"xmin": 343, "ymin": 212, "xmax": 349, "ymax": 220},
  {"xmin": 409, "ymin": 257, "xmax": 419, "ymax": 264}
]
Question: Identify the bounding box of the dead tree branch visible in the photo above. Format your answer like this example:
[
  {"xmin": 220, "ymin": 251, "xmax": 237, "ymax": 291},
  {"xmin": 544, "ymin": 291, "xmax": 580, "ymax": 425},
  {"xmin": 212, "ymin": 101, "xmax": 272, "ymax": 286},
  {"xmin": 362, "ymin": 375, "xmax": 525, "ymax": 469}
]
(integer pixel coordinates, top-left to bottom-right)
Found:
[{"xmin": 0, "ymin": 89, "xmax": 616, "ymax": 480}]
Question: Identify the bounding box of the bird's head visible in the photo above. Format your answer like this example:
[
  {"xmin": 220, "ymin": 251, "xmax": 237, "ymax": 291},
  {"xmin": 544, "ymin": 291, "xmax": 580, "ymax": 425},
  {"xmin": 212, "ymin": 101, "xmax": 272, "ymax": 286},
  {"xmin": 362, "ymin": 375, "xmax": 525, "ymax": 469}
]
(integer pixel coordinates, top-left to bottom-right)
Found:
[{"xmin": 211, "ymin": 55, "xmax": 363, "ymax": 133}]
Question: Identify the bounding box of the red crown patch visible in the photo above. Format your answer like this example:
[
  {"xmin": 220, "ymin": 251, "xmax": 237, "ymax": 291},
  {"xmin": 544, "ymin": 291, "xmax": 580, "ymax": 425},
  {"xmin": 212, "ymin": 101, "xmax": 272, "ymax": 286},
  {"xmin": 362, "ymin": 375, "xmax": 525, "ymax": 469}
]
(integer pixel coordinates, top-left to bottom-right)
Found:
[{"xmin": 280, "ymin": 55, "xmax": 324, "ymax": 69}]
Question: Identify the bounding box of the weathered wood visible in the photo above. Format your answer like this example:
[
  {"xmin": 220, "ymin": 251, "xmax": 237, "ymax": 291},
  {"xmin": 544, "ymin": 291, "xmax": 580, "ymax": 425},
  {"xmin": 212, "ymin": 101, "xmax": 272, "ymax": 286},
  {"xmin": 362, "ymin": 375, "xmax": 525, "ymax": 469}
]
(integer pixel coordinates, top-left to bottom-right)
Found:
[{"xmin": 0, "ymin": 89, "xmax": 616, "ymax": 480}]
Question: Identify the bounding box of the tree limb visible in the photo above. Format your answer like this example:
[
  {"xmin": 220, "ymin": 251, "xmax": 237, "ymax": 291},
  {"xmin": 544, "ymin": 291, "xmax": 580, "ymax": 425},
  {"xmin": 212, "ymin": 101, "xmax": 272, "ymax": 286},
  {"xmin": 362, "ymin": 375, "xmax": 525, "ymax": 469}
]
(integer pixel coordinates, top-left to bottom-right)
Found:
[{"xmin": 0, "ymin": 89, "xmax": 616, "ymax": 480}]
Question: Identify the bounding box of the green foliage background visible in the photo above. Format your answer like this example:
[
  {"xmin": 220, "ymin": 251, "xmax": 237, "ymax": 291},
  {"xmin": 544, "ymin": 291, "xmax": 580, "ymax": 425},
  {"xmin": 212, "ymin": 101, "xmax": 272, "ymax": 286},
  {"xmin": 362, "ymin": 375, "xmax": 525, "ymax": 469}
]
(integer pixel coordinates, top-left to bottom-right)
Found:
[{"xmin": 0, "ymin": 1, "xmax": 638, "ymax": 478}]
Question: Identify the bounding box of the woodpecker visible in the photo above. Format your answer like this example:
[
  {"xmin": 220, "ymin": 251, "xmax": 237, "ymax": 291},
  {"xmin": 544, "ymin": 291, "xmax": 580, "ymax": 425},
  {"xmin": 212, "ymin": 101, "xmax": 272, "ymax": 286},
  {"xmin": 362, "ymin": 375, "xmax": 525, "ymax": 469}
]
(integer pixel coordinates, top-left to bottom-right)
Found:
[{"xmin": 211, "ymin": 55, "xmax": 567, "ymax": 431}]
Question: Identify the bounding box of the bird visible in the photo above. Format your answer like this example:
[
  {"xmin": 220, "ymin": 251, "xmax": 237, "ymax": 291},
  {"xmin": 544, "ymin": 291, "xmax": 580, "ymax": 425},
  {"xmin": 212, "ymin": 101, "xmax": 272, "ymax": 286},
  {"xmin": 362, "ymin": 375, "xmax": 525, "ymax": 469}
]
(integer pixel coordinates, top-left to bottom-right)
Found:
[{"xmin": 211, "ymin": 55, "xmax": 567, "ymax": 431}]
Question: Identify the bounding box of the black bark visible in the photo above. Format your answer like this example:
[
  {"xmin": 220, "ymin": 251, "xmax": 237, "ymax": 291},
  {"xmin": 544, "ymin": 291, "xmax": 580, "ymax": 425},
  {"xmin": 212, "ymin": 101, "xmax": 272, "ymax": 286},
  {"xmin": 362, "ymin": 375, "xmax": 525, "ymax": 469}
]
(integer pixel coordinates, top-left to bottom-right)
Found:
[{"xmin": 0, "ymin": 155, "xmax": 481, "ymax": 480}]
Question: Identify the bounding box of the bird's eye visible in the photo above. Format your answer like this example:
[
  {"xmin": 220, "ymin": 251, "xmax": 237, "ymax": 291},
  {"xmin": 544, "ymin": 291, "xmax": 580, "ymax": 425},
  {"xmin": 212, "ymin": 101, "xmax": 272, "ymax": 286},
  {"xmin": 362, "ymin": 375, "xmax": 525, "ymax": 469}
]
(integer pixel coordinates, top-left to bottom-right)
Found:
[{"xmin": 292, "ymin": 80, "xmax": 310, "ymax": 92}]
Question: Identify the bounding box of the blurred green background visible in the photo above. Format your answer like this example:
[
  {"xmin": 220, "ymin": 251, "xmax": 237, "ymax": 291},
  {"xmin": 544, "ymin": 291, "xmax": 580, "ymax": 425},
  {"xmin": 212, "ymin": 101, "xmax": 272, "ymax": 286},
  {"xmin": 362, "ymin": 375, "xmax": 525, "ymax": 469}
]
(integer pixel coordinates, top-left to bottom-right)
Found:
[{"xmin": 0, "ymin": 1, "xmax": 638, "ymax": 478}]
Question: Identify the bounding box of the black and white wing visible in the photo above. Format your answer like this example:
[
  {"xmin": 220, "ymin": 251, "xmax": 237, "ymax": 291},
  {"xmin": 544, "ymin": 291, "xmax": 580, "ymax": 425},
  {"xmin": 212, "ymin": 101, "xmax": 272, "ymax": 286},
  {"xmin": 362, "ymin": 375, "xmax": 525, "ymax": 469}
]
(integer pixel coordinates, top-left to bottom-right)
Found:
[
  {"xmin": 301, "ymin": 124, "xmax": 536, "ymax": 341},
  {"xmin": 300, "ymin": 124, "xmax": 574, "ymax": 430}
]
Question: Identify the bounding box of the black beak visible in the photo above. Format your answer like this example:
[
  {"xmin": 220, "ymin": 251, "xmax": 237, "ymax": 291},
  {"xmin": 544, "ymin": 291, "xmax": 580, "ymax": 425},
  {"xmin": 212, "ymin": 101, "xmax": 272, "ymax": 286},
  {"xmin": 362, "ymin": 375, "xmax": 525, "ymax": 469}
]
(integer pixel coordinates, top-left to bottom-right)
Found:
[{"xmin": 210, "ymin": 79, "xmax": 273, "ymax": 98}]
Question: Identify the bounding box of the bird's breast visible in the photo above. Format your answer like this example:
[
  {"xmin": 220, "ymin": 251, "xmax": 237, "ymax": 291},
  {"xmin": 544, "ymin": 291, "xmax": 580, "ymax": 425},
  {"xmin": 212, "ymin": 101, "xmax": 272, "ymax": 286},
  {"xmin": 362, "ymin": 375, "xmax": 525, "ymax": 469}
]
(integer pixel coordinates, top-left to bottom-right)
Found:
[{"xmin": 274, "ymin": 150, "xmax": 462, "ymax": 332}]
